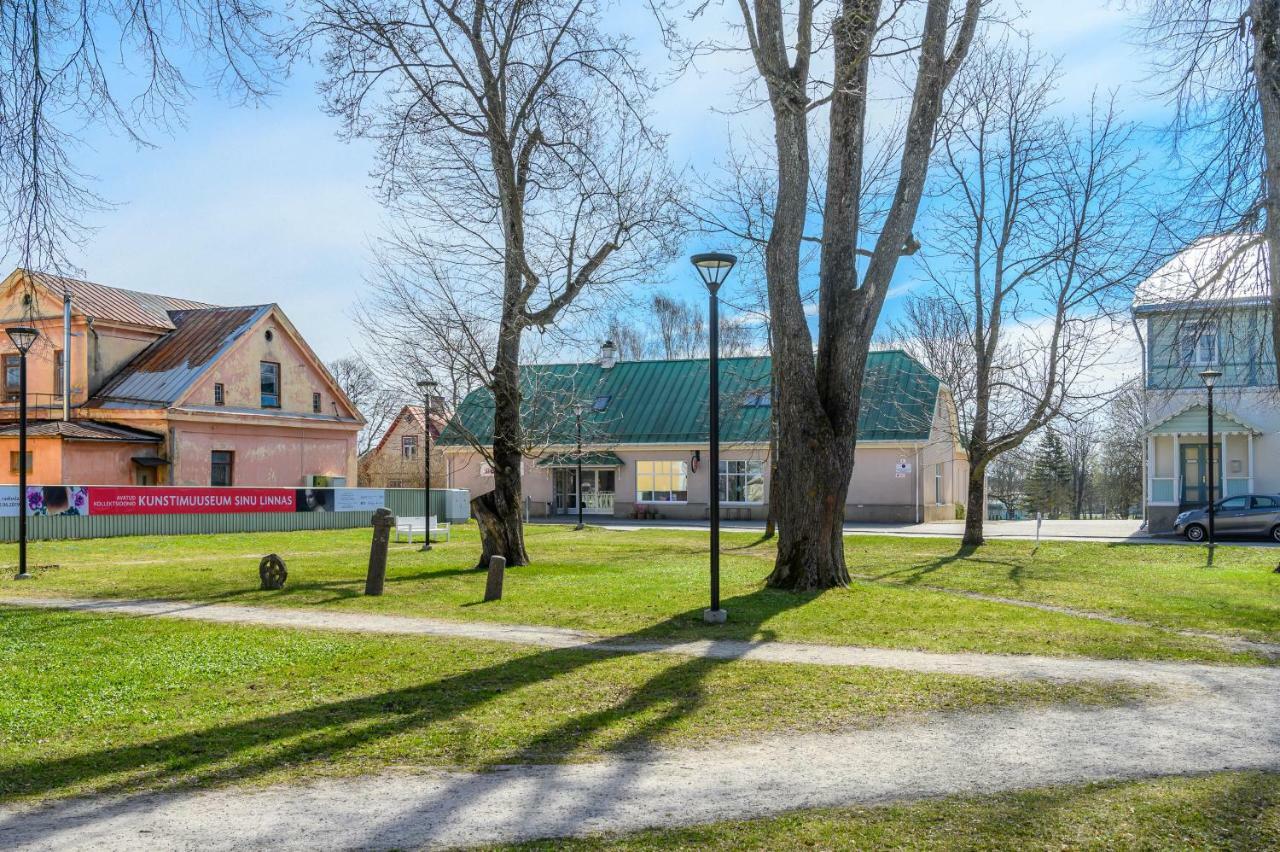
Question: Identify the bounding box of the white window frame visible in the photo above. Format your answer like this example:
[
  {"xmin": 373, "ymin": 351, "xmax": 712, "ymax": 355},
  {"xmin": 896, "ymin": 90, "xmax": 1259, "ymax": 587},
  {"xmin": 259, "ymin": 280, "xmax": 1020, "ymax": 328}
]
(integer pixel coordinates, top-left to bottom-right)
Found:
[
  {"xmin": 719, "ymin": 459, "xmax": 765, "ymax": 504},
  {"xmin": 934, "ymin": 463, "xmax": 944, "ymax": 505},
  {"xmin": 401, "ymin": 434, "xmax": 419, "ymax": 460},
  {"xmin": 635, "ymin": 460, "xmax": 689, "ymax": 503},
  {"xmin": 1178, "ymin": 321, "xmax": 1218, "ymax": 367}
]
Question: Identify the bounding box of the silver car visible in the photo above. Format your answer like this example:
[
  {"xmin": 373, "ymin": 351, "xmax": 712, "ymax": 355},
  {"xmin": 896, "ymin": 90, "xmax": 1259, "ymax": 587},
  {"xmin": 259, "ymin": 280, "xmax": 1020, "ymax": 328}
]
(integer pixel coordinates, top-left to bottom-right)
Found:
[{"xmin": 1174, "ymin": 494, "xmax": 1280, "ymax": 543}]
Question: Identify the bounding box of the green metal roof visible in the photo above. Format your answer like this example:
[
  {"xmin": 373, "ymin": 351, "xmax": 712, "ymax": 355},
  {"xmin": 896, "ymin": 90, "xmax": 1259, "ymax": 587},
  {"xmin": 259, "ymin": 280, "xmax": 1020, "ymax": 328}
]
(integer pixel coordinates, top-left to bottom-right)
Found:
[
  {"xmin": 537, "ymin": 451, "xmax": 625, "ymax": 467},
  {"xmin": 438, "ymin": 350, "xmax": 941, "ymax": 448}
]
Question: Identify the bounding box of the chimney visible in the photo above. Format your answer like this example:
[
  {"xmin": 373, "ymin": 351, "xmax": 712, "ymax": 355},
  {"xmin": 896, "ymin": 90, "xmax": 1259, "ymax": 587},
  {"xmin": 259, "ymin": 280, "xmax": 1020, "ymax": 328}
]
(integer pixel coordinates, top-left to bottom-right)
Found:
[{"xmin": 600, "ymin": 339, "xmax": 618, "ymax": 369}]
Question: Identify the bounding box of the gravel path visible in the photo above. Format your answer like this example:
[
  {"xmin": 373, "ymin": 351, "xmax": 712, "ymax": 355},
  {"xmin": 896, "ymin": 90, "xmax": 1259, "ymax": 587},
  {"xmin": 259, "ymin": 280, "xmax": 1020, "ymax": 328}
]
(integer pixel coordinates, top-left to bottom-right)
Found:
[{"xmin": 2, "ymin": 595, "xmax": 1279, "ymax": 850}]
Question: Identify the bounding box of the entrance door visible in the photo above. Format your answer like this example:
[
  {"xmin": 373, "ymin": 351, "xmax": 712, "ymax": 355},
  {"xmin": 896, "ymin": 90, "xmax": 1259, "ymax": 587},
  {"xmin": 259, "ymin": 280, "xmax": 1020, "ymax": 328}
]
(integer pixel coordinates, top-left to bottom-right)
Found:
[
  {"xmin": 552, "ymin": 468, "xmax": 616, "ymax": 514},
  {"xmin": 1180, "ymin": 443, "xmax": 1220, "ymax": 507}
]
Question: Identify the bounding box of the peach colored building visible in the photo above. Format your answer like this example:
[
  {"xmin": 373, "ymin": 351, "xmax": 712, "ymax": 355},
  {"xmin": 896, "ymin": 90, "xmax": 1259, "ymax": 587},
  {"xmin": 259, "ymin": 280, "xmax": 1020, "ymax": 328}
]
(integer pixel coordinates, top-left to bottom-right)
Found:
[
  {"xmin": 440, "ymin": 347, "xmax": 969, "ymax": 523},
  {"xmin": 0, "ymin": 269, "xmax": 363, "ymax": 486},
  {"xmin": 361, "ymin": 404, "xmax": 448, "ymax": 488}
]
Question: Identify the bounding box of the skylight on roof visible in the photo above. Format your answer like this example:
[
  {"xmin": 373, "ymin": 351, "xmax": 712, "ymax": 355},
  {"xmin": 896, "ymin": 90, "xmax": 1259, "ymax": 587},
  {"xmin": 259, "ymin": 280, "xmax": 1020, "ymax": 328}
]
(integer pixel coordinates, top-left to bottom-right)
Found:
[
  {"xmin": 742, "ymin": 389, "xmax": 770, "ymax": 408},
  {"xmin": 592, "ymin": 395, "xmax": 612, "ymax": 411}
]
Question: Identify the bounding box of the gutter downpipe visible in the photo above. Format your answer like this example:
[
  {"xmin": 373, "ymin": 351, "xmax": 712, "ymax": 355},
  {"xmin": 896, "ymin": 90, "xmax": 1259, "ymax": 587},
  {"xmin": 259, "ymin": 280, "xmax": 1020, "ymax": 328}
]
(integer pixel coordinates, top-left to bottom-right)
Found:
[{"xmin": 62, "ymin": 293, "xmax": 71, "ymax": 421}]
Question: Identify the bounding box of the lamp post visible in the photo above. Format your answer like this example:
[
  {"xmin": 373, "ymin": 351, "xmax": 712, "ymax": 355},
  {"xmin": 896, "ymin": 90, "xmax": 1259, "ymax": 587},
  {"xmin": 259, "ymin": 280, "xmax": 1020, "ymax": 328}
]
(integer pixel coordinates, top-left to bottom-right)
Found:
[
  {"xmin": 1199, "ymin": 368, "xmax": 1222, "ymax": 547},
  {"xmin": 417, "ymin": 378, "xmax": 439, "ymax": 552},
  {"xmin": 691, "ymin": 252, "xmax": 736, "ymax": 624},
  {"xmin": 6, "ymin": 327, "xmax": 38, "ymax": 580},
  {"xmin": 574, "ymin": 402, "xmax": 585, "ymax": 531}
]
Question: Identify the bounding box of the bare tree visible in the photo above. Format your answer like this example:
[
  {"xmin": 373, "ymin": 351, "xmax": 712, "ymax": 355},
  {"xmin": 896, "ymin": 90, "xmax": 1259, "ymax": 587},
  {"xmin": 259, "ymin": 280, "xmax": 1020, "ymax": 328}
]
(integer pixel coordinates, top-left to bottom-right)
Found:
[
  {"xmin": 1099, "ymin": 381, "xmax": 1146, "ymax": 518},
  {"xmin": 0, "ymin": 0, "xmax": 276, "ymax": 275},
  {"xmin": 658, "ymin": 0, "xmax": 984, "ymax": 589},
  {"xmin": 1138, "ymin": 0, "xmax": 1280, "ymax": 386},
  {"xmin": 1063, "ymin": 416, "xmax": 1099, "ymax": 519},
  {"xmin": 299, "ymin": 0, "xmax": 682, "ymax": 565},
  {"xmin": 328, "ymin": 355, "xmax": 403, "ymax": 457},
  {"xmin": 895, "ymin": 43, "xmax": 1152, "ymax": 545}
]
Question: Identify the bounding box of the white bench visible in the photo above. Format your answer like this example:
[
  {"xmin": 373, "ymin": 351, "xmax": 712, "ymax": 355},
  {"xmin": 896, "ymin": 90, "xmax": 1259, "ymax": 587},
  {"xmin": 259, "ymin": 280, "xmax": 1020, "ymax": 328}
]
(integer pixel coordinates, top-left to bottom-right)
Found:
[{"xmin": 393, "ymin": 515, "xmax": 450, "ymax": 544}]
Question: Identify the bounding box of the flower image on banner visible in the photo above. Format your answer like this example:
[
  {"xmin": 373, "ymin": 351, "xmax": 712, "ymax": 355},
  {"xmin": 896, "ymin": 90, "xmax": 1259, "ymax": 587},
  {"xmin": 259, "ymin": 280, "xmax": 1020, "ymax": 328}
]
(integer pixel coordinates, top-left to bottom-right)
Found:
[{"xmin": 26, "ymin": 486, "xmax": 90, "ymax": 516}]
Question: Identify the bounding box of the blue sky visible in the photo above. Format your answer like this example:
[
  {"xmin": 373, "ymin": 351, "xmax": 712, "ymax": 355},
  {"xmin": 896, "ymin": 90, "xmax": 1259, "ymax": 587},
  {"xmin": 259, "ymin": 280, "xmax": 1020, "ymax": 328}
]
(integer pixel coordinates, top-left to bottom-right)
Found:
[{"xmin": 60, "ymin": 0, "xmax": 1169, "ymax": 364}]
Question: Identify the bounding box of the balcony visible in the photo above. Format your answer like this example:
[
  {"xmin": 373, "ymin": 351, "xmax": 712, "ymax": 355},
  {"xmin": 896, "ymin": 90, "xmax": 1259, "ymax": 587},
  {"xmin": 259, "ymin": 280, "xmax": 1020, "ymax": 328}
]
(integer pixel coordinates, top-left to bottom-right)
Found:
[{"xmin": 0, "ymin": 393, "xmax": 70, "ymax": 417}]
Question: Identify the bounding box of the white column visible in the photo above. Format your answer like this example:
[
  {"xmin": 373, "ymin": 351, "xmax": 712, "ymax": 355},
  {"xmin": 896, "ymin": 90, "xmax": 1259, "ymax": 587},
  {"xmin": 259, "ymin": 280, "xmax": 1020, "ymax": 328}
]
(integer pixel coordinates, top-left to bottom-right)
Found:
[
  {"xmin": 1248, "ymin": 432, "xmax": 1255, "ymax": 493},
  {"xmin": 1172, "ymin": 433, "xmax": 1179, "ymax": 502},
  {"xmin": 1222, "ymin": 431, "xmax": 1228, "ymax": 499},
  {"xmin": 1147, "ymin": 435, "xmax": 1155, "ymax": 503}
]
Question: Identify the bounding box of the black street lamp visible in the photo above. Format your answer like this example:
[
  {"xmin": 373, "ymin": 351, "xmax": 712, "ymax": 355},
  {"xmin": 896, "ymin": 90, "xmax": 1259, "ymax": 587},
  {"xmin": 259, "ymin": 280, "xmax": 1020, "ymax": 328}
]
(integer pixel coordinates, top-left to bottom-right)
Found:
[
  {"xmin": 1200, "ymin": 367, "xmax": 1222, "ymax": 548},
  {"xmin": 574, "ymin": 402, "xmax": 585, "ymax": 531},
  {"xmin": 417, "ymin": 378, "xmax": 439, "ymax": 552},
  {"xmin": 6, "ymin": 326, "xmax": 38, "ymax": 580},
  {"xmin": 691, "ymin": 251, "xmax": 736, "ymax": 624}
]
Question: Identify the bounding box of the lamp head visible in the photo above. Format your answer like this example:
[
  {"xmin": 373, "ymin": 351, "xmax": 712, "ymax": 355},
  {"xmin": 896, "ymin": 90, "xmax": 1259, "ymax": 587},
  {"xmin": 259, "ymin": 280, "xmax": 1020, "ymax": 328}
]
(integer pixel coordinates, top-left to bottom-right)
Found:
[
  {"xmin": 690, "ymin": 252, "xmax": 737, "ymax": 292},
  {"xmin": 5, "ymin": 326, "xmax": 38, "ymax": 355},
  {"xmin": 1199, "ymin": 368, "xmax": 1223, "ymax": 389}
]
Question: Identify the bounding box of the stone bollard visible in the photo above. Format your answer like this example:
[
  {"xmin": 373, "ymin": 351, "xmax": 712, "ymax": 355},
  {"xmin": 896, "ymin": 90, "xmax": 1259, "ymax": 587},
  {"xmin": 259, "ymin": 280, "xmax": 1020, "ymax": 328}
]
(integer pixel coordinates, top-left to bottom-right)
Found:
[
  {"xmin": 484, "ymin": 555, "xmax": 506, "ymax": 602},
  {"xmin": 365, "ymin": 508, "xmax": 394, "ymax": 596}
]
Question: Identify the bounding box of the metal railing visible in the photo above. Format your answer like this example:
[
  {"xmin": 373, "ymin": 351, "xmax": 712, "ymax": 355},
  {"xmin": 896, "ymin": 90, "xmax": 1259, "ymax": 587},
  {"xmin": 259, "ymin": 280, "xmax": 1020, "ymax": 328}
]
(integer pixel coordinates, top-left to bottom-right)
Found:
[{"xmin": 0, "ymin": 392, "xmax": 68, "ymax": 413}]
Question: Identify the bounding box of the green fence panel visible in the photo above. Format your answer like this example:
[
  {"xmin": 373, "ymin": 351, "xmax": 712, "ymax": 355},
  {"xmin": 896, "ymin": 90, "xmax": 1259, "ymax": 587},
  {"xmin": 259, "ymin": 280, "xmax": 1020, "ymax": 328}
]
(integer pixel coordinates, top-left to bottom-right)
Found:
[{"xmin": 0, "ymin": 488, "xmax": 469, "ymax": 542}]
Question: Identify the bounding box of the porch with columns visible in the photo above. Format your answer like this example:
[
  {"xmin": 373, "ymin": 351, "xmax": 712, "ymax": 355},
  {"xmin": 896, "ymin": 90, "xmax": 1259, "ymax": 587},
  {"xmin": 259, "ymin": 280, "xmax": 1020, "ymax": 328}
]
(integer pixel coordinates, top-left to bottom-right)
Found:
[{"xmin": 1145, "ymin": 404, "xmax": 1260, "ymax": 531}]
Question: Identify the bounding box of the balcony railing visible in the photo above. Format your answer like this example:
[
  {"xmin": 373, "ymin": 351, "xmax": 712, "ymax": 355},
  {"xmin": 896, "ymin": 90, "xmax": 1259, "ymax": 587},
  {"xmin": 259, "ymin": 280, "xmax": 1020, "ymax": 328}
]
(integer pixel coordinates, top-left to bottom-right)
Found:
[{"xmin": 0, "ymin": 393, "xmax": 69, "ymax": 414}]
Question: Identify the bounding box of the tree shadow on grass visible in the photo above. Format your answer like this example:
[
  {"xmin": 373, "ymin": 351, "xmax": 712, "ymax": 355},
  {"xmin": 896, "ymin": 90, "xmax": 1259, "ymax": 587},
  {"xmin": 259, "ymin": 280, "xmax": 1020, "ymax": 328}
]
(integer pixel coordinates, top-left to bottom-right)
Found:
[{"xmin": 0, "ymin": 586, "xmax": 815, "ymax": 844}]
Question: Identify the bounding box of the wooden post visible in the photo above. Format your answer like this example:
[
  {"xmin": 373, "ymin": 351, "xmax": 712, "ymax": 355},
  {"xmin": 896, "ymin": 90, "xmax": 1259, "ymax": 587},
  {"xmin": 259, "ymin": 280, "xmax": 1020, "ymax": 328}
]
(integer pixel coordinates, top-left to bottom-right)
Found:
[
  {"xmin": 365, "ymin": 508, "xmax": 394, "ymax": 596},
  {"xmin": 484, "ymin": 555, "xmax": 506, "ymax": 602}
]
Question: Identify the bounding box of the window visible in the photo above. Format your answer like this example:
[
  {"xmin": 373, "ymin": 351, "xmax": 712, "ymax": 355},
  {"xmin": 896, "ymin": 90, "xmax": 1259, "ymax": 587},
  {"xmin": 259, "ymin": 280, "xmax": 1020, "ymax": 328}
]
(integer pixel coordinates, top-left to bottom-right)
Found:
[
  {"xmin": 3, "ymin": 354, "xmax": 19, "ymax": 401},
  {"xmin": 636, "ymin": 460, "xmax": 688, "ymax": 502},
  {"xmin": 260, "ymin": 362, "xmax": 281, "ymax": 408},
  {"xmin": 719, "ymin": 459, "xmax": 765, "ymax": 503},
  {"xmin": 1253, "ymin": 496, "xmax": 1279, "ymax": 510},
  {"xmin": 312, "ymin": 392, "xmax": 322, "ymax": 413},
  {"xmin": 1178, "ymin": 322, "xmax": 1218, "ymax": 366},
  {"xmin": 934, "ymin": 463, "xmax": 943, "ymax": 505},
  {"xmin": 210, "ymin": 451, "xmax": 234, "ymax": 487},
  {"xmin": 214, "ymin": 383, "xmax": 225, "ymax": 406},
  {"xmin": 742, "ymin": 389, "xmax": 770, "ymax": 408},
  {"xmin": 1218, "ymin": 495, "xmax": 1249, "ymax": 511},
  {"xmin": 54, "ymin": 351, "xmax": 64, "ymax": 398},
  {"xmin": 388, "ymin": 479, "xmax": 405, "ymax": 488},
  {"xmin": 8, "ymin": 451, "xmax": 32, "ymax": 473},
  {"xmin": 592, "ymin": 395, "xmax": 612, "ymax": 412},
  {"xmin": 402, "ymin": 435, "xmax": 418, "ymax": 459}
]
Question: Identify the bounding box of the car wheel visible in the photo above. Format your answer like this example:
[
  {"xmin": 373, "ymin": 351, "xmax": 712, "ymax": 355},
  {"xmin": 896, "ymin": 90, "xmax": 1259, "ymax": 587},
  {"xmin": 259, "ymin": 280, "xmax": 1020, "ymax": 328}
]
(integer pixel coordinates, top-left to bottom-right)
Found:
[
  {"xmin": 1272, "ymin": 525, "xmax": 1280, "ymax": 544},
  {"xmin": 1185, "ymin": 524, "xmax": 1206, "ymax": 543}
]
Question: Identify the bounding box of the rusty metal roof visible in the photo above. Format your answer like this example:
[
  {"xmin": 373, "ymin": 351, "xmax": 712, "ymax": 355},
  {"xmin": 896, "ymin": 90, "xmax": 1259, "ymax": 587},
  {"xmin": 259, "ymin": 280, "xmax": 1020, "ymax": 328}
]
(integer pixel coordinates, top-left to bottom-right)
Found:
[
  {"xmin": 86, "ymin": 305, "xmax": 272, "ymax": 407},
  {"xmin": 0, "ymin": 419, "xmax": 164, "ymax": 442},
  {"xmin": 29, "ymin": 272, "xmax": 218, "ymax": 329}
]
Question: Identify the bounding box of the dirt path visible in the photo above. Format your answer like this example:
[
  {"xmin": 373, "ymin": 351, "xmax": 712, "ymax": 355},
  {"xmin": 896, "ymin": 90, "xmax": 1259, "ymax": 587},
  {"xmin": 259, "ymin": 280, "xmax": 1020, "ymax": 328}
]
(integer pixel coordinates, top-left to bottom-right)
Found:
[{"xmin": 2, "ymin": 595, "xmax": 1278, "ymax": 850}]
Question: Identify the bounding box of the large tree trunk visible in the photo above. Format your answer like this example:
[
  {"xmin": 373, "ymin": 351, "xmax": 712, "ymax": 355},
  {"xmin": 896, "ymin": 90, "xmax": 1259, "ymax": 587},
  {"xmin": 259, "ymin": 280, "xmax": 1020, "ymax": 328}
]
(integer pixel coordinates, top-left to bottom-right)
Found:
[
  {"xmin": 1252, "ymin": 0, "xmax": 1280, "ymax": 390},
  {"xmin": 477, "ymin": 316, "xmax": 529, "ymax": 567},
  {"xmin": 962, "ymin": 463, "xmax": 986, "ymax": 546}
]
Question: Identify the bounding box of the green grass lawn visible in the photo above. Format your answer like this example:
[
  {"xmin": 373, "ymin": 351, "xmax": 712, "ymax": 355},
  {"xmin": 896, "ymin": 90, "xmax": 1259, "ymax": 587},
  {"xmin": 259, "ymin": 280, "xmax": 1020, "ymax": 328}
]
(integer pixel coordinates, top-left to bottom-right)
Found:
[
  {"xmin": 0, "ymin": 525, "xmax": 1276, "ymax": 662},
  {"xmin": 846, "ymin": 536, "xmax": 1280, "ymax": 640},
  {"xmin": 505, "ymin": 771, "xmax": 1280, "ymax": 850},
  {"xmin": 0, "ymin": 607, "xmax": 1141, "ymax": 804}
]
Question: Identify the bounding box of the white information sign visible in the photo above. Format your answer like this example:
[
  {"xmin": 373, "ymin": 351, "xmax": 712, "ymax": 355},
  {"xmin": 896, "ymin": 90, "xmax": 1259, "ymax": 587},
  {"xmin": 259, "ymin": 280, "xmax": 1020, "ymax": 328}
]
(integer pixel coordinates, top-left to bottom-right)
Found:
[
  {"xmin": 333, "ymin": 489, "xmax": 387, "ymax": 512},
  {"xmin": 894, "ymin": 459, "xmax": 912, "ymax": 479}
]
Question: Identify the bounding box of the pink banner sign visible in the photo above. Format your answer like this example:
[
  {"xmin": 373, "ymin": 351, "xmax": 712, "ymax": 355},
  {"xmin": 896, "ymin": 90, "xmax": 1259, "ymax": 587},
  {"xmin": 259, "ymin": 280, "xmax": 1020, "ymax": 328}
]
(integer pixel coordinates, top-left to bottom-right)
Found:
[{"xmin": 88, "ymin": 487, "xmax": 297, "ymax": 515}]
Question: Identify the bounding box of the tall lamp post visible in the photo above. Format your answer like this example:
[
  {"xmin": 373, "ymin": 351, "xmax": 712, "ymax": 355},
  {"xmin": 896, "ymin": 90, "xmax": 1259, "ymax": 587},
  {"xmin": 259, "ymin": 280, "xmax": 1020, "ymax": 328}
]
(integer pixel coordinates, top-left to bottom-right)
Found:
[
  {"xmin": 1199, "ymin": 368, "xmax": 1222, "ymax": 547},
  {"xmin": 6, "ymin": 327, "xmax": 38, "ymax": 580},
  {"xmin": 417, "ymin": 378, "xmax": 439, "ymax": 552},
  {"xmin": 691, "ymin": 252, "xmax": 736, "ymax": 624},
  {"xmin": 574, "ymin": 402, "xmax": 585, "ymax": 531}
]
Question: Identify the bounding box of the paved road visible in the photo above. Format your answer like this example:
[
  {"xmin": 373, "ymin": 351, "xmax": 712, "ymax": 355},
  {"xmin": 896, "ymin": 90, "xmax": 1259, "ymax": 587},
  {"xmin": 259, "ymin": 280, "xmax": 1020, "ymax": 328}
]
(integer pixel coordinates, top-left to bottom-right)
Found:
[
  {"xmin": 535, "ymin": 517, "xmax": 1280, "ymax": 546},
  {"xmin": 2, "ymin": 596, "xmax": 1278, "ymax": 850}
]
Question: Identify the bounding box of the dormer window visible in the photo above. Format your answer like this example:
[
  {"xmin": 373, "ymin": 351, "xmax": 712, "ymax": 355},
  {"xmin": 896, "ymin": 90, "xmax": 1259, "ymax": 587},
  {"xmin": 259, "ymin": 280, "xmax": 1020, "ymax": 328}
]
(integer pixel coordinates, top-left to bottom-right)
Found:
[
  {"xmin": 592, "ymin": 395, "xmax": 612, "ymax": 412},
  {"xmin": 1178, "ymin": 322, "xmax": 1217, "ymax": 366},
  {"xmin": 742, "ymin": 388, "xmax": 770, "ymax": 408}
]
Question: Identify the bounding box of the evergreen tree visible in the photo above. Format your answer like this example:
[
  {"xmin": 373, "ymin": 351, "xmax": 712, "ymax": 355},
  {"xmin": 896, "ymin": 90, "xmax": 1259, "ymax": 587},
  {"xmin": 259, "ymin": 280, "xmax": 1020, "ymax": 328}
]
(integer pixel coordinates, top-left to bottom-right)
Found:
[{"xmin": 1026, "ymin": 432, "xmax": 1072, "ymax": 519}]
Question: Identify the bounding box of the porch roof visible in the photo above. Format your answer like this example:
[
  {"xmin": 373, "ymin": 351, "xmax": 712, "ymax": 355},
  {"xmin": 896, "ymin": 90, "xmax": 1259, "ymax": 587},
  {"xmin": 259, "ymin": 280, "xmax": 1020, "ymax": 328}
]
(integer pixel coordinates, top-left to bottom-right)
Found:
[
  {"xmin": 537, "ymin": 451, "xmax": 624, "ymax": 468},
  {"xmin": 1148, "ymin": 403, "xmax": 1263, "ymax": 435}
]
